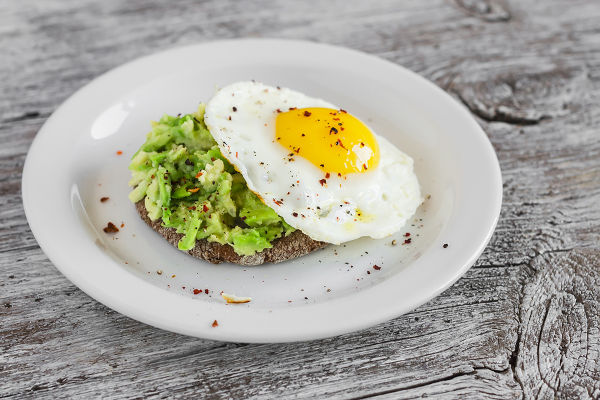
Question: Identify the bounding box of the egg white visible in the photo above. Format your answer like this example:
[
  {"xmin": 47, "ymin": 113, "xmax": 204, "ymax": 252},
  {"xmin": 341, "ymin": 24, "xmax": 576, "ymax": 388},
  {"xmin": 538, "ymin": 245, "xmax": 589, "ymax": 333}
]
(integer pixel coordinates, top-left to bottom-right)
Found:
[{"xmin": 204, "ymin": 81, "xmax": 421, "ymax": 244}]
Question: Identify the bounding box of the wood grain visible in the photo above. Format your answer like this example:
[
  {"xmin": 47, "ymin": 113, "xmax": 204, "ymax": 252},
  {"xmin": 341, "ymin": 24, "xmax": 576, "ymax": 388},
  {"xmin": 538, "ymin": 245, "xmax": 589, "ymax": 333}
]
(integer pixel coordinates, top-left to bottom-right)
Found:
[
  {"xmin": 1, "ymin": 0, "xmax": 599, "ymax": 398},
  {"xmin": 515, "ymin": 249, "xmax": 600, "ymax": 399}
]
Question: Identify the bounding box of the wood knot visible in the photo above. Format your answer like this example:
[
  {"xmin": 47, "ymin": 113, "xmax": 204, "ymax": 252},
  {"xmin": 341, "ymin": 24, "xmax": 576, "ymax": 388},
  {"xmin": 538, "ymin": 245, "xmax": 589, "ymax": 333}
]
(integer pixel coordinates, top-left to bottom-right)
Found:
[
  {"xmin": 450, "ymin": 63, "xmax": 586, "ymax": 125},
  {"xmin": 515, "ymin": 249, "xmax": 600, "ymax": 398},
  {"xmin": 455, "ymin": 0, "xmax": 511, "ymax": 22}
]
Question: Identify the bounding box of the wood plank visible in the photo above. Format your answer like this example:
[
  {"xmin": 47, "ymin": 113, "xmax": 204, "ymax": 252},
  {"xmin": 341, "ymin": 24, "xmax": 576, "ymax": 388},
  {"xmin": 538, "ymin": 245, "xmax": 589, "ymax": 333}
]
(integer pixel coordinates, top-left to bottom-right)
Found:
[{"xmin": 1, "ymin": 0, "xmax": 599, "ymax": 398}]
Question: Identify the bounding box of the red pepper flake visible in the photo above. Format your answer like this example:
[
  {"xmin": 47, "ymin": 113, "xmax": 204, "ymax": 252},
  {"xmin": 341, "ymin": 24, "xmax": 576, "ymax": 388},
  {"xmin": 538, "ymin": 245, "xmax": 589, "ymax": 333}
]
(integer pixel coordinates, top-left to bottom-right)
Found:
[
  {"xmin": 182, "ymin": 286, "xmax": 186, "ymax": 289},
  {"xmin": 335, "ymin": 139, "xmax": 347, "ymax": 149},
  {"xmin": 332, "ymin": 117, "xmax": 340, "ymax": 121},
  {"xmin": 120, "ymin": 223, "xmax": 125, "ymax": 228},
  {"xmin": 325, "ymin": 172, "xmax": 330, "ymax": 179},
  {"xmin": 228, "ymin": 116, "xmax": 232, "ymax": 120},
  {"xmin": 330, "ymin": 127, "xmax": 338, "ymax": 135},
  {"xmin": 363, "ymin": 163, "xmax": 368, "ymax": 171},
  {"xmin": 188, "ymin": 187, "xmax": 200, "ymax": 193},
  {"xmin": 116, "ymin": 150, "xmax": 123, "ymax": 155},
  {"xmin": 211, "ymin": 157, "xmax": 216, "ymax": 161},
  {"xmin": 195, "ymin": 171, "xmax": 203, "ymax": 178},
  {"xmin": 212, "ymin": 320, "xmax": 219, "ymax": 328},
  {"xmin": 292, "ymin": 212, "xmax": 298, "ymax": 217},
  {"xmin": 273, "ymin": 198, "xmax": 283, "ymax": 206},
  {"xmin": 193, "ymin": 289, "xmax": 202, "ymax": 295},
  {"xmin": 404, "ymin": 232, "xmax": 411, "ymax": 237},
  {"xmin": 340, "ymin": 109, "xmax": 347, "ymax": 113},
  {"xmin": 373, "ymin": 264, "xmax": 381, "ymax": 270},
  {"xmin": 367, "ymin": 270, "xmax": 371, "ymax": 274},
  {"xmin": 289, "ymin": 107, "xmax": 297, "ymax": 110},
  {"xmin": 100, "ymin": 197, "xmax": 109, "ymax": 203},
  {"xmin": 319, "ymin": 179, "xmax": 327, "ymax": 186},
  {"xmin": 403, "ymin": 238, "xmax": 412, "ymax": 245},
  {"xmin": 303, "ymin": 110, "xmax": 312, "ymax": 117},
  {"xmin": 103, "ymin": 222, "xmax": 119, "ymax": 233},
  {"xmin": 276, "ymin": 108, "xmax": 282, "ymax": 113},
  {"xmin": 443, "ymin": 243, "xmax": 448, "ymax": 248},
  {"xmin": 294, "ymin": 147, "xmax": 300, "ymax": 154},
  {"xmin": 236, "ymin": 151, "xmax": 238, "ymax": 158},
  {"xmin": 203, "ymin": 204, "xmax": 209, "ymax": 212},
  {"xmin": 205, "ymin": 289, "xmax": 209, "ymax": 294}
]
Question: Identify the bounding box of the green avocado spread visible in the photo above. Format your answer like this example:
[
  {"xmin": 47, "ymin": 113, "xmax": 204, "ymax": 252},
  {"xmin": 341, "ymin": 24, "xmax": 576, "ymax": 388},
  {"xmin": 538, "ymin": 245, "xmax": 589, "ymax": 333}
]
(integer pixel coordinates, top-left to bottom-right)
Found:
[{"xmin": 128, "ymin": 105, "xmax": 294, "ymax": 256}]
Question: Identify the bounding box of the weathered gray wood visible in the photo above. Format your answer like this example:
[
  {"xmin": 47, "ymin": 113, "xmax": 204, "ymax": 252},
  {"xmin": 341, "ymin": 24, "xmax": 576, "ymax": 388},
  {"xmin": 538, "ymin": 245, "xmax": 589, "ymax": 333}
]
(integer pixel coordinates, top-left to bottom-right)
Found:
[
  {"xmin": 515, "ymin": 249, "xmax": 600, "ymax": 399},
  {"xmin": 1, "ymin": 0, "xmax": 599, "ymax": 398}
]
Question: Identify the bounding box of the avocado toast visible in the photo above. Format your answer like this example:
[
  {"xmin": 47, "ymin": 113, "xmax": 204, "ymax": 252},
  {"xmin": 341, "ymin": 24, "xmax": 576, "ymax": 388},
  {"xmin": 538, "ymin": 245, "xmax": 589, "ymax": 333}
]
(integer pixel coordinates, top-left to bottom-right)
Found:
[{"xmin": 128, "ymin": 105, "xmax": 326, "ymax": 265}]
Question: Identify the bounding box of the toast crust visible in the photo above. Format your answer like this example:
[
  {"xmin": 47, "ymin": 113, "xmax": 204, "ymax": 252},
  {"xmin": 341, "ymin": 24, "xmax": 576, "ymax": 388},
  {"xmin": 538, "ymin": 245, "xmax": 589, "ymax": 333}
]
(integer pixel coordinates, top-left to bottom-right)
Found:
[{"xmin": 135, "ymin": 201, "xmax": 328, "ymax": 266}]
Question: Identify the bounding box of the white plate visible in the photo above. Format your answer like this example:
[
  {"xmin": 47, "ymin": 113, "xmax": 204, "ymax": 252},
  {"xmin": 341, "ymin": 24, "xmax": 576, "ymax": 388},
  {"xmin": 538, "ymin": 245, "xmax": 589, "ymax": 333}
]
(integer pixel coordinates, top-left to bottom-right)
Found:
[{"xmin": 22, "ymin": 39, "xmax": 502, "ymax": 343}]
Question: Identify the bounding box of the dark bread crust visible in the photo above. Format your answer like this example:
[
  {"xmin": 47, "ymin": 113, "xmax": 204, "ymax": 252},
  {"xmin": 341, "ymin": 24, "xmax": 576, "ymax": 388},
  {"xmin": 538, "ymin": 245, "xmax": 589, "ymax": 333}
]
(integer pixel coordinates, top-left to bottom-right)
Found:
[{"xmin": 135, "ymin": 200, "xmax": 328, "ymax": 266}]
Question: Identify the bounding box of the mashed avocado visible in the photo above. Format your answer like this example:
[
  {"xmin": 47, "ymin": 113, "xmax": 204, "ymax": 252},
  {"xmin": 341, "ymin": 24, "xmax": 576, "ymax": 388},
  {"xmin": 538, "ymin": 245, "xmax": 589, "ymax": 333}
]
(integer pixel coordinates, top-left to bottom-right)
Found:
[{"xmin": 128, "ymin": 105, "xmax": 294, "ymax": 256}]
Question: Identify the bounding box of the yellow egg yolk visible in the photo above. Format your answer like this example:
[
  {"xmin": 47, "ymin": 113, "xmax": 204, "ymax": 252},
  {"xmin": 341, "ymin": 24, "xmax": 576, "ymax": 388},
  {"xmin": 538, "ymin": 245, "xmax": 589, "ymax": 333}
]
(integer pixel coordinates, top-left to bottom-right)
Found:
[{"xmin": 275, "ymin": 108, "xmax": 380, "ymax": 174}]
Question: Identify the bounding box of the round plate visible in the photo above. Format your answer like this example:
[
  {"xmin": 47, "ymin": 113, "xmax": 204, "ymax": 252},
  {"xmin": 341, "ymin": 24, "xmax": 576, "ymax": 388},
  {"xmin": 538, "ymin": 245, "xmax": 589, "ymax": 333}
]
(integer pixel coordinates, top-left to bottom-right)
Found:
[{"xmin": 22, "ymin": 39, "xmax": 502, "ymax": 342}]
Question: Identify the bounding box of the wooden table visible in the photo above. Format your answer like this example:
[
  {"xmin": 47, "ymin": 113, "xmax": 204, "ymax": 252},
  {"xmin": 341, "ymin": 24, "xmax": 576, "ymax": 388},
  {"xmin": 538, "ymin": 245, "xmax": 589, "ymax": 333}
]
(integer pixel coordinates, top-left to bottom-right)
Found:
[{"xmin": 2, "ymin": 1, "xmax": 599, "ymax": 398}]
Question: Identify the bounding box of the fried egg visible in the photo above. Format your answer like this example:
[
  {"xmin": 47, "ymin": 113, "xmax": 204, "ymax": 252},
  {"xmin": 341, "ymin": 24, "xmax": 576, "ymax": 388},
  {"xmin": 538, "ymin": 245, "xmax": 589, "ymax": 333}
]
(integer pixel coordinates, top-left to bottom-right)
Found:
[{"xmin": 204, "ymin": 81, "xmax": 421, "ymax": 244}]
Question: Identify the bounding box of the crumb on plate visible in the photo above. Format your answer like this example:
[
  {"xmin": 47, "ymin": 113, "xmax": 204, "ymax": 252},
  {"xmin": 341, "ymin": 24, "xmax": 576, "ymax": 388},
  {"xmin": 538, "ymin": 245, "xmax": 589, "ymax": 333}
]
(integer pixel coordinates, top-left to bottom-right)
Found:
[{"xmin": 221, "ymin": 292, "xmax": 252, "ymax": 304}]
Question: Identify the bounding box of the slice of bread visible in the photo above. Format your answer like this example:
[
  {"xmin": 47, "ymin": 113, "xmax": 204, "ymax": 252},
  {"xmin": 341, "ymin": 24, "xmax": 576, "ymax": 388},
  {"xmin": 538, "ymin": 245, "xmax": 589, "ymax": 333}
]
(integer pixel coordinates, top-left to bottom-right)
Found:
[{"xmin": 135, "ymin": 200, "xmax": 328, "ymax": 266}]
